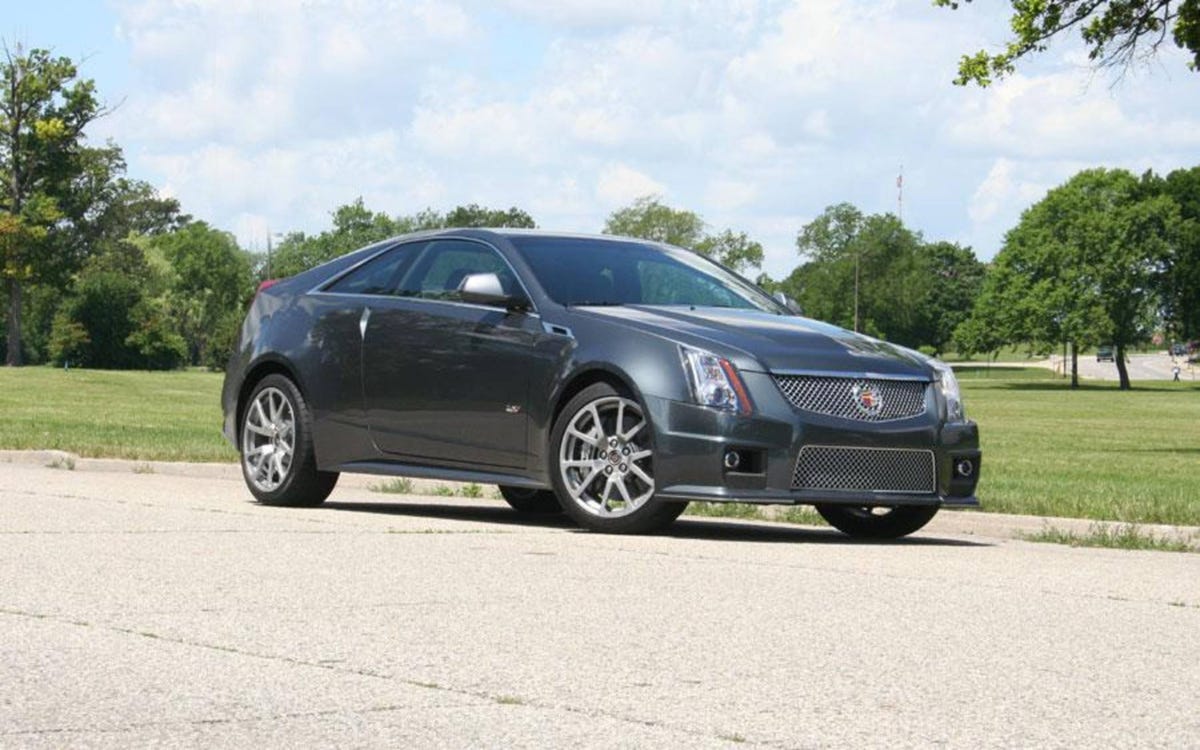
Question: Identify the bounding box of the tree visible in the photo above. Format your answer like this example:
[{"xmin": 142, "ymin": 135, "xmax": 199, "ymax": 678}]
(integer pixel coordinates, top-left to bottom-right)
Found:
[
  {"xmin": 442, "ymin": 204, "xmax": 535, "ymax": 229},
  {"xmin": 153, "ymin": 221, "xmax": 253, "ymax": 366},
  {"xmin": 965, "ymin": 168, "xmax": 1174, "ymax": 389},
  {"xmin": 270, "ymin": 199, "xmax": 539, "ymax": 278},
  {"xmin": 604, "ymin": 196, "xmax": 706, "ymax": 247},
  {"xmin": 1151, "ymin": 167, "xmax": 1200, "ymax": 341},
  {"xmin": 921, "ymin": 241, "xmax": 986, "ymax": 355},
  {"xmin": 935, "ymin": 0, "xmax": 1200, "ymax": 85},
  {"xmin": 695, "ymin": 229, "xmax": 765, "ymax": 274},
  {"xmin": 603, "ymin": 195, "xmax": 765, "ymax": 274},
  {"xmin": 784, "ymin": 204, "xmax": 980, "ymax": 351},
  {"xmin": 1, "ymin": 45, "xmax": 108, "ymax": 365}
]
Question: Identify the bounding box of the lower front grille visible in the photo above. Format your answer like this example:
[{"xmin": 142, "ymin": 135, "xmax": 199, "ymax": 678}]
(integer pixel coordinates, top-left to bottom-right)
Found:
[{"xmin": 792, "ymin": 446, "xmax": 936, "ymax": 494}]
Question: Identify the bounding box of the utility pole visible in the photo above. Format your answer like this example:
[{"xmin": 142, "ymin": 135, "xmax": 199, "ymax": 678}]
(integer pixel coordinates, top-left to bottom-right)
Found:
[
  {"xmin": 266, "ymin": 229, "xmax": 273, "ymax": 280},
  {"xmin": 897, "ymin": 166, "xmax": 904, "ymax": 224},
  {"xmin": 853, "ymin": 249, "xmax": 860, "ymax": 333}
]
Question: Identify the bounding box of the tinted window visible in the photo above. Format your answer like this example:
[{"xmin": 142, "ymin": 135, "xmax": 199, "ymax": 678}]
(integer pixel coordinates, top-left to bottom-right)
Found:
[
  {"xmin": 396, "ymin": 240, "xmax": 518, "ymax": 300},
  {"xmin": 325, "ymin": 242, "xmax": 421, "ymax": 295},
  {"xmin": 510, "ymin": 237, "xmax": 784, "ymax": 313}
]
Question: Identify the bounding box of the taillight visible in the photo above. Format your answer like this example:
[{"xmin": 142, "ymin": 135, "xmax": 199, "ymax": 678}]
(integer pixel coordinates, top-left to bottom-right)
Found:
[{"xmin": 257, "ymin": 279, "xmax": 281, "ymax": 295}]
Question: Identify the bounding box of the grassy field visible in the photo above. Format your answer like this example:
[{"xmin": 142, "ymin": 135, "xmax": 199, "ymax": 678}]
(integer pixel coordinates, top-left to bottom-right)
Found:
[
  {"xmin": 959, "ymin": 366, "xmax": 1199, "ymax": 525},
  {"xmin": 1, "ymin": 365, "xmax": 1197, "ymax": 525},
  {"xmin": 0, "ymin": 368, "xmax": 234, "ymax": 462}
]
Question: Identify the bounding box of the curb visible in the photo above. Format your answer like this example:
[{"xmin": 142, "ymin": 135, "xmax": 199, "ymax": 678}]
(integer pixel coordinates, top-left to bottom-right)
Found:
[{"xmin": 3, "ymin": 449, "xmax": 1197, "ymax": 546}]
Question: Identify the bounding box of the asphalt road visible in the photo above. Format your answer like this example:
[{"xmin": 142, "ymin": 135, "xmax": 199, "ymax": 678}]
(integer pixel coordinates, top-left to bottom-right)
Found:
[
  {"xmin": 1058, "ymin": 352, "xmax": 1196, "ymax": 381},
  {"xmin": 3, "ymin": 463, "xmax": 1199, "ymax": 748}
]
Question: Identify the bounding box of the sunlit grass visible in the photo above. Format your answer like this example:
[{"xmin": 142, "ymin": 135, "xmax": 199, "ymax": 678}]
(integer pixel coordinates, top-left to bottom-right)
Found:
[
  {"xmin": 1021, "ymin": 524, "xmax": 1197, "ymax": 553},
  {"xmin": 0, "ymin": 367, "xmax": 233, "ymax": 462},
  {"xmin": 959, "ymin": 367, "xmax": 1200, "ymax": 525}
]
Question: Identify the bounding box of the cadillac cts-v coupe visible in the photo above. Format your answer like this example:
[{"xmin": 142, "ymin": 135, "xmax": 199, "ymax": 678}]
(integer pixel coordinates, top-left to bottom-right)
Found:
[{"xmin": 221, "ymin": 229, "xmax": 980, "ymax": 537}]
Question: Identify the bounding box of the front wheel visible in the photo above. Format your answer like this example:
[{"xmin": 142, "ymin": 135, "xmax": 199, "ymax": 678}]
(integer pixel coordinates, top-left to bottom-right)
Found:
[
  {"xmin": 815, "ymin": 504, "xmax": 938, "ymax": 539},
  {"xmin": 549, "ymin": 383, "xmax": 686, "ymax": 534},
  {"xmin": 240, "ymin": 374, "xmax": 338, "ymax": 507}
]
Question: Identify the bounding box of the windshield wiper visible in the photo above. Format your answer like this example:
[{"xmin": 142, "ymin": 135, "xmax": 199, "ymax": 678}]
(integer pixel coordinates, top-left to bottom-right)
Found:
[{"xmin": 565, "ymin": 300, "xmax": 624, "ymax": 307}]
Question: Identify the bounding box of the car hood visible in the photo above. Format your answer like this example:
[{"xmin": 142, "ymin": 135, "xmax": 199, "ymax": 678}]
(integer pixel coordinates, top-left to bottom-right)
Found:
[{"xmin": 575, "ymin": 305, "xmax": 933, "ymax": 378}]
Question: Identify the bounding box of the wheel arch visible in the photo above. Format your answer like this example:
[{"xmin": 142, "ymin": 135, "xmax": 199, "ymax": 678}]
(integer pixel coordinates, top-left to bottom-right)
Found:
[
  {"xmin": 549, "ymin": 364, "xmax": 644, "ymax": 434},
  {"xmin": 235, "ymin": 356, "xmax": 305, "ymax": 449}
]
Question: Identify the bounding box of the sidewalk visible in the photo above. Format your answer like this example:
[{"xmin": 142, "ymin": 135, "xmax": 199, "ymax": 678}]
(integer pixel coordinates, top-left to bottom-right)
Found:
[{"xmin": 3, "ymin": 449, "xmax": 1196, "ymax": 547}]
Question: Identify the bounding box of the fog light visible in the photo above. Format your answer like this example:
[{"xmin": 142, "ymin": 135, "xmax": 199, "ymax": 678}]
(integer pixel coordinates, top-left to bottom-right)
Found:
[
  {"xmin": 954, "ymin": 459, "xmax": 974, "ymax": 478},
  {"xmin": 723, "ymin": 450, "xmax": 741, "ymax": 470}
]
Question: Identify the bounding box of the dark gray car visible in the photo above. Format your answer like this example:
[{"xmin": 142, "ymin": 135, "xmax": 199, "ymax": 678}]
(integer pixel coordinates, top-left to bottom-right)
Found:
[{"xmin": 221, "ymin": 229, "xmax": 980, "ymax": 537}]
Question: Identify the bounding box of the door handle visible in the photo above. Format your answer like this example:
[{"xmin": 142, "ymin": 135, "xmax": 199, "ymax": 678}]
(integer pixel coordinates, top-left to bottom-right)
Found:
[{"xmin": 359, "ymin": 307, "xmax": 371, "ymax": 340}]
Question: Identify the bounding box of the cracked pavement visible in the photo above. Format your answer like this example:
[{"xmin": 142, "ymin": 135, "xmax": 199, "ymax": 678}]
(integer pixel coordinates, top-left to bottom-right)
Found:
[{"xmin": 2, "ymin": 463, "xmax": 1198, "ymax": 748}]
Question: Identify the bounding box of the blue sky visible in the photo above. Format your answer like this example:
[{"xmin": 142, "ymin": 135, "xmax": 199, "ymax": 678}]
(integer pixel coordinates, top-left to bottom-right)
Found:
[{"xmin": 6, "ymin": 1, "xmax": 1200, "ymax": 278}]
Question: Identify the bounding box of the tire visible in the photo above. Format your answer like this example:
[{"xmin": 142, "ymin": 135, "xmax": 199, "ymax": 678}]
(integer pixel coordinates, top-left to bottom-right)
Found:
[
  {"xmin": 814, "ymin": 504, "xmax": 938, "ymax": 539},
  {"xmin": 498, "ymin": 486, "xmax": 562, "ymax": 514},
  {"xmin": 240, "ymin": 373, "xmax": 338, "ymax": 507},
  {"xmin": 549, "ymin": 382, "xmax": 687, "ymax": 534}
]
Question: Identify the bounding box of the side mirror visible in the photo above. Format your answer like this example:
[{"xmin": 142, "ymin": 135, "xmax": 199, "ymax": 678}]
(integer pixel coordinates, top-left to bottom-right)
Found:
[
  {"xmin": 773, "ymin": 291, "xmax": 802, "ymax": 315},
  {"xmin": 457, "ymin": 273, "xmax": 528, "ymax": 311}
]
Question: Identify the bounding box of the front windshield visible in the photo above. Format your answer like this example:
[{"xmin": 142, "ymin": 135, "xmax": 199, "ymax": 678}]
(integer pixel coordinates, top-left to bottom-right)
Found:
[{"xmin": 509, "ymin": 236, "xmax": 787, "ymax": 314}]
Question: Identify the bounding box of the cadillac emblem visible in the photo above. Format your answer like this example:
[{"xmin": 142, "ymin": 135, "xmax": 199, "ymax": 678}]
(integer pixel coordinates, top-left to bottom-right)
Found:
[{"xmin": 851, "ymin": 382, "xmax": 883, "ymax": 417}]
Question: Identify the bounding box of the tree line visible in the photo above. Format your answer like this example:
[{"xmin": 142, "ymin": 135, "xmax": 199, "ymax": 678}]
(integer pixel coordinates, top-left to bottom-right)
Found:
[
  {"xmin": 3, "ymin": 46, "xmax": 1197, "ymax": 385},
  {"xmin": 955, "ymin": 167, "xmax": 1199, "ymax": 390}
]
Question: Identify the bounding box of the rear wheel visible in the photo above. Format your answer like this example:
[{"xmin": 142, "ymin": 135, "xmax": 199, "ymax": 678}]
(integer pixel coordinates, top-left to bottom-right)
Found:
[
  {"xmin": 550, "ymin": 383, "xmax": 686, "ymax": 534},
  {"xmin": 240, "ymin": 374, "xmax": 338, "ymax": 506},
  {"xmin": 814, "ymin": 504, "xmax": 938, "ymax": 539},
  {"xmin": 498, "ymin": 486, "xmax": 562, "ymax": 514}
]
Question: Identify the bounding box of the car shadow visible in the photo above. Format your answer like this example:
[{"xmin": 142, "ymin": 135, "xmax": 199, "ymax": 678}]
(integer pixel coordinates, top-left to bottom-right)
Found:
[{"xmin": 321, "ymin": 499, "xmax": 991, "ymax": 547}]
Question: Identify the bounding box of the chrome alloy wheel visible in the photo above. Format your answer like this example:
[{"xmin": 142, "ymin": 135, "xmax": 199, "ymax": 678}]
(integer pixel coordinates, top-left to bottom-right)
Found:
[
  {"xmin": 241, "ymin": 386, "xmax": 296, "ymax": 493},
  {"xmin": 559, "ymin": 395, "xmax": 654, "ymax": 518}
]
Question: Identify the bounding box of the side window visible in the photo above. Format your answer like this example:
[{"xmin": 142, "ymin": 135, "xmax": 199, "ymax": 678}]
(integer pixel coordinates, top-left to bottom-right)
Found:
[
  {"xmin": 325, "ymin": 242, "xmax": 423, "ymax": 296},
  {"xmin": 396, "ymin": 240, "xmax": 517, "ymax": 300}
]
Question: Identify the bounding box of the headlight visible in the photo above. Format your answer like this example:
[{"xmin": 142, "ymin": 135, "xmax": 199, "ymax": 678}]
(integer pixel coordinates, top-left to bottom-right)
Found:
[
  {"xmin": 932, "ymin": 360, "xmax": 965, "ymax": 422},
  {"xmin": 681, "ymin": 346, "xmax": 752, "ymax": 415}
]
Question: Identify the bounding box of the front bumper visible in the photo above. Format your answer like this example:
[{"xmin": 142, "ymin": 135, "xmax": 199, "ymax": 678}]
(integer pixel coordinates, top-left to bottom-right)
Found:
[{"xmin": 644, "ymin": 375, "xmax": 980, "ymax": 508}]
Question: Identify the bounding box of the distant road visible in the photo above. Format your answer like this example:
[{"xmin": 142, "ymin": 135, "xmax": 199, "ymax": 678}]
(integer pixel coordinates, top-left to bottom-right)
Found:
[
  {"xmin": 964, "ymin": 351, "xmax": 1198, "ymax": 382},
  {"xmin": 1069, "ymin": 352, "xmax": 1195, "ymax": 382}
]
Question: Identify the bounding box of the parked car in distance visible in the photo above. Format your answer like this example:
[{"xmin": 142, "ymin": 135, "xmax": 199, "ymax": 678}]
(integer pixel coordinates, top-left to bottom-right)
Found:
[
  {"xmin": 221, "ymin": 230, "xmax": 981, "ymax": 539},
  {"xmin": 1170, "ymin": 343, "xmax": 1187, "ymax": 357},
  {"xmin": 1096, "ymin": 345, "xmax": 1115, "ymax": 362}
]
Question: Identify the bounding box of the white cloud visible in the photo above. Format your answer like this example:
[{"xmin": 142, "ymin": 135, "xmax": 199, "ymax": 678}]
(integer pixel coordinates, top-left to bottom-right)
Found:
[
  {"xmin": 94, "ymin": 0, "xmax": 1200, "ymax": 267},
  {"xmin": 705, "ymin": 179, "xmax": 758, "ymax": 211},
  {"xmin": 595, "ymin": 163, "xmax": 666, "ymax": 207}
]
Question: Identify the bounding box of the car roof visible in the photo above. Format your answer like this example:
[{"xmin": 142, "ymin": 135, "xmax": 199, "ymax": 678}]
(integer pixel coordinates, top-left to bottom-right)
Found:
[{"xmin": 371, "ymin": 227, "xmax": 665, "ymax": 248}]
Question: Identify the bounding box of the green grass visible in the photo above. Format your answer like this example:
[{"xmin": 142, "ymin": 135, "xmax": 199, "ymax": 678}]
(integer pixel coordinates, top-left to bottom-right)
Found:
[
  {"xmin": 1021, "ymin": 524, "xmax": 1198, "ymax": 553},
  {"xmin": 370, "ymin": 478, "xmax": 414, "ymax": 494},
  {"xmin": 687, "ymin": 502, "xmax": 761, "ymax": 519},
  {"xmin": 0, "ymin": 367, "xmax": 233, "ymax": 462},
  {"xmin": 2, "ymin": 365, "xmax": 1198, "ymax": 527},
  {"xmin": 959, "ymin": 367, "xmax": 1200, "ymax": 525},
  {"xmin": 685, "ymin": 502, "xmax": 827, "ymax": 526},
  {"xmin": 941, "ymin": 345, "xmax": 1049, "ymax": 363}
]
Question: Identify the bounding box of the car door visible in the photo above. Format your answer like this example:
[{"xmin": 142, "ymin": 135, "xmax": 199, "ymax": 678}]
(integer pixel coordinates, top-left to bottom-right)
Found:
[
  {"xmin": 361, "ymin": 238, "xmax": 542, "ymax": 468},
  {"xmin": 304, "ymin": 241, "xmax": 423, "ymax": 465}
]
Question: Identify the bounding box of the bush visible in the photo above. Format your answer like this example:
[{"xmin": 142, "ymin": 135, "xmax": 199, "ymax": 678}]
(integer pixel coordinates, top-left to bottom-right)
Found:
[
  {"xmin": 203, "ymin": 310, "xmax": 243, "ymax": 371},
  {"xmin": 125, "ymin": 301, "xmax": 187, "ymax": 370},
  {"xmin": 47, "ymin": 311, "xmax": 91, "ymax": 366}
]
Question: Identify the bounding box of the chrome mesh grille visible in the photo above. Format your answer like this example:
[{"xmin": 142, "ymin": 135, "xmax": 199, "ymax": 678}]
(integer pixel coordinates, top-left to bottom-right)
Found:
[
  {"xmin": 772, "ymin": 375, "xmax": 928, "ymax": 422},
  {"xmin": 792, "ymin": 446, "xmax": 936, "ymax": 494}
]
